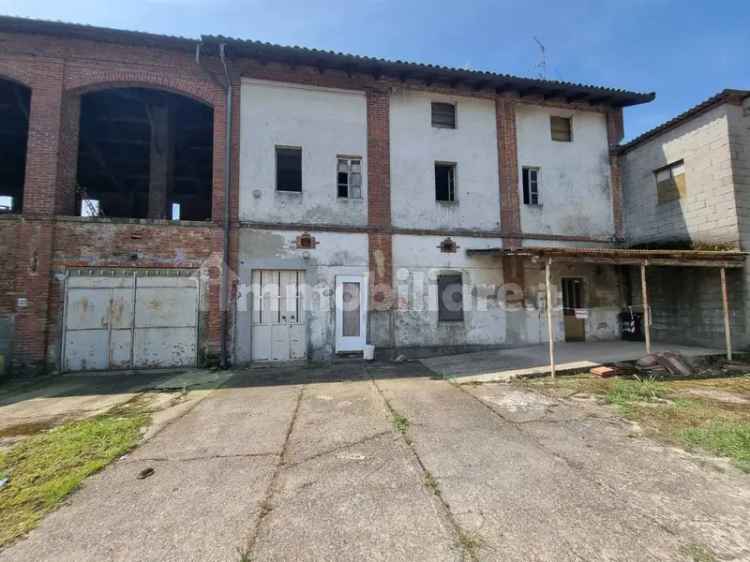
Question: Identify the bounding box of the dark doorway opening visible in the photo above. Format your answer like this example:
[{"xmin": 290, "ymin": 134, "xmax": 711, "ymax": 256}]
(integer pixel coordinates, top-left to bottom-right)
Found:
[
  {"xmin": 0, "ymin": 79, "xmax": 30, "ymax": 213},
  {"xmin": 76, "ymin": 88, "xmax": 213, "ymax": 220}
]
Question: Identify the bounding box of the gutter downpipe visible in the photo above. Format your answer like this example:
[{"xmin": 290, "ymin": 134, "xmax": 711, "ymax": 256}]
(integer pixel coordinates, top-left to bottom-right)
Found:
[{"xmin": 218, "ymin": 43, "xmax": 232, "ymax": 369}]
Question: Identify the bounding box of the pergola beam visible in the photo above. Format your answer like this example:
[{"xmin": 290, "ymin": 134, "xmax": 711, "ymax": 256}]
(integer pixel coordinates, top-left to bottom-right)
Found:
[
  {"xmin": 721, "ymin": 267, "xmax": 733, "ymax": 361},
  {"xmin": 545, "ymin": 257, "xmax": 556, "ymax": 378},
  {"xmin": 640, "ymin": 261, "xmax": 651, "ymax": 355}
]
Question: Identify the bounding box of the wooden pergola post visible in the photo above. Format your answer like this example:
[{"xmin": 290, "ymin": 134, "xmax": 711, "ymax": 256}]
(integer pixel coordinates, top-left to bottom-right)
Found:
[
  {"xmin": 545, "ymin": 257, "xmax": 556, "ymax": 377},
  {"xmin": 640, "ymin": 260, "xmax": 651, "ymax": 354},
  {"xmin": 720, "ymin": 267, "xmax": 733, "ymax": 361}
]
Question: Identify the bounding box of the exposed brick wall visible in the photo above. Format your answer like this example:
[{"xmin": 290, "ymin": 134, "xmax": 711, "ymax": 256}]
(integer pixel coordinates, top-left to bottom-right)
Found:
[
  {"xmin": 496, "ymin": 96, "xmax": 521, "ymax": 247},
  {"xmin": 45, "ymin": 219, "xmax": 224, "ymax": 365},
  {"xmin": 366, "ymin": 89, "xmax": 393, "ymax": 310},
  {"xmin": 0, "ymin": 32, "xmax": 230, "ymax": 370},
  {"xmin": 607, "ymin": 108, "xmax": 625, "ymax": 239},
  {"xmin": 0, "ymin": 220, "xmax": 19, "ymax": 315}
]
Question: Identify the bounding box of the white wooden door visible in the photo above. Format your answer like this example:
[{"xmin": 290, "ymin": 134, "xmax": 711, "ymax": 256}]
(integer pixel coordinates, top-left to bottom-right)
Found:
[
  {"xmin": 251, "ymin": 270, "xmax": 306, "ymax": 361},
  {"xmin": 335, "ymin": 275, "xmax": 368, "ymax": 352}
]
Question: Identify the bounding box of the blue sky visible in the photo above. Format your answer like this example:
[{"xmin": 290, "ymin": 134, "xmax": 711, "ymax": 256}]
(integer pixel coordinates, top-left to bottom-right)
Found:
[{"xmin": 2, "ymin": 0, "xmax": 747, "ymax": 141}]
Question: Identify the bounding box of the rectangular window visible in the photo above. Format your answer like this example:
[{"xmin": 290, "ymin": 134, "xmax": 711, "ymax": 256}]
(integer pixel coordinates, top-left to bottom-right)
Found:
[
  {"xmin": 80, "ymin": 198, "xmax": 100, "ymax": 217},
  {"xmin": 171, "ymin": 202, "xmax": 181, "ymax": 221},
  {"xmin": 337, "ymin": 157, "xmax": 362, "ymax": 199},
  {"xmin": 522, "ymin": 167, "xmax": 540, "ymax": 205},
  {"xmin": 438, "ymin": 274, "xmax": 464, "ymax": 322},
  {"xmin": 654, "ymin": 160, "xmax": 686, "ymax": 204},
  {"xmin": 550, "ymin": 116, "xmax": 572, "ymax": 142},
  {"xmin": 0, "ymin": 195, "xmax": 13, "ymax": 213},
  {"xmin": 276, "ymin": 147, "xmax": 302, "ymax": 192},
  {"xmin": 431, "ymin": 102, "xmax": 456, "ymax": 128},
  {"xmin": 435, "ymin": 163, "xmax": 456, "ymax": 202}
]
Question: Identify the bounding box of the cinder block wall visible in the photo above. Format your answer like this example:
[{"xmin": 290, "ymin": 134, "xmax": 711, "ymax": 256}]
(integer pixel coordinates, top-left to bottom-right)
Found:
[
  {"xmin": 621, "ymin": 103, "xmax": 741, "ymax": 248},
  {"xmin": 627, "ymin": 266, "xmax": 746, "ymax": 350},
  {"xmin": 620, "ymin": 99, "xmax": 749, "ymax": 350}
]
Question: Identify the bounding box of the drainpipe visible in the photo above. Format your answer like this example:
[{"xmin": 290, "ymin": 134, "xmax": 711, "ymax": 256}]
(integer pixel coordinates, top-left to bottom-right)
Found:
[{"xmin": 218, "ymin": 43, "xmax": 232, "ymax": 369}]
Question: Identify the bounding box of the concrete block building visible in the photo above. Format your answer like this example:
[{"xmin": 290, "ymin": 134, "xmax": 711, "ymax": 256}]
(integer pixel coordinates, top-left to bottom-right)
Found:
[
  {"xmin": 0, "ymin": 15, "xmax": 744, "ymax": 373},
  {"xmin": 619, "ymin": 89, "xmax": 750, "ymax": 349}
]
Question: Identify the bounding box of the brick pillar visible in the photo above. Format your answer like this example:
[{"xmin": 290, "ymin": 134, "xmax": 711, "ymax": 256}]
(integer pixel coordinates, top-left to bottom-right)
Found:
[
  {"xmin": 607, "ymin": 108, "xmax": 625, "ymax": 240},
  {"xmin": 496, "ymin": 96, "xmax": 522, "ymax": 248},
  {"xmin": 15, "ymin": 61, "xmax": 65, "ymax": 371},
  {"xmin": 366, "ymin": 88, "xmax": 394, "ymax": 349},
  {"xmin": 148, "ymin": 103, "xmax": 174, "ymax": 220},
  {"xmin": 56, "ymin": 93, "xmax": 81, "ymax": 216}
]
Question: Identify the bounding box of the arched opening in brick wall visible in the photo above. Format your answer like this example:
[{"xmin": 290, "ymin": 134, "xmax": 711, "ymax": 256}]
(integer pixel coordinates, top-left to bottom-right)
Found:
[
  {"xmin": 0, "ymin": 78, "xmax": 30, "ymax": 213},
  {"xmin": 76, "ymin": 87, "xmax": 214, "ymax": 220}
]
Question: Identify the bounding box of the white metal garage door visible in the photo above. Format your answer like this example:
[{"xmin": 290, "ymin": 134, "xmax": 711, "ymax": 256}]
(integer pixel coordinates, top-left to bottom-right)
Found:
[
  {"xmin": 63, "ymin": 269, "xmax": 199, "ymax": 371},
  {"xmin": 251, "ymin": 270, "xmax": 306, "ymax": 361}
]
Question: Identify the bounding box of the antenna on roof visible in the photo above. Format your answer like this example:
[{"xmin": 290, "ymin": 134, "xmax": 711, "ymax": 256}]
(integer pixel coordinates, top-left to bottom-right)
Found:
[{"xmin": 533, "ymin": 36, "xmax": 546, "ymax": 79}]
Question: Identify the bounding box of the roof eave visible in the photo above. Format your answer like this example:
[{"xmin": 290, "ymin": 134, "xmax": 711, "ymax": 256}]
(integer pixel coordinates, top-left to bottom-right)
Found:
[{"xmin": 203, "ymin": 35, "xmax": 654, "ymax": 108}]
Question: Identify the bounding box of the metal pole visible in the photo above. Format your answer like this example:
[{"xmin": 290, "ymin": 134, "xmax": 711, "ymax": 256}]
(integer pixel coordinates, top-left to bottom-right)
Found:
[
  {"xmin": 720, "ymin": 267, "xmax": 733, "ymax": 361},
  {"xmin": 545, "ymin": 257, "xmax": 556, "ymax": 378},
  {"xmin": 640, "ymin": 261, "xmax": 651, "ymax": 354}
]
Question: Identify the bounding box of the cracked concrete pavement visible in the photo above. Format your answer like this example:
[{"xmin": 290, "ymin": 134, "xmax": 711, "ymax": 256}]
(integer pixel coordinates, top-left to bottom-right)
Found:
[{"xmin": 1, "ymin": 362, "xmax": 749, "ymax": 561}]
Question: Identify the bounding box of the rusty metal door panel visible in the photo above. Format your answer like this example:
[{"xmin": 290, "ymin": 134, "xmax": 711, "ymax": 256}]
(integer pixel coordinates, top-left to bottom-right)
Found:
[
  {"xmin": 133, "ymin": 327, "xmax": 197, "ymax": 368},
  {"xmin": 65, "ymin": 288, "xmax": 112, "ymax": 331},
  {"xmin": 64, "ymin": 330, "xmax": 109, "ymax": 371},
  {"xmin": 109, "ymin": 330, "xmax": 133, "ymax": 369},
  {"xmin": 134, "ymin": 284, "xmax": 198, "ymax": 329},
  {"xmin": 63, "ymin": 270, "xmax": 198, "ymax": 371}
]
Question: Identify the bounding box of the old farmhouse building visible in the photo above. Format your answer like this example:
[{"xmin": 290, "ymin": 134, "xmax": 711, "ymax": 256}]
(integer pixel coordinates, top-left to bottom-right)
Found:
[{"xmin": 0, "ymin": 16, "xmax": 745, "ymax": 373}]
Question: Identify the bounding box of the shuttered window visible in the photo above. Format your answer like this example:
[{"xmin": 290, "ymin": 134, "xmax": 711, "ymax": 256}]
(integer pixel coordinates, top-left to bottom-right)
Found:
[
  {"xmin": 276, "ymin": 147, "xmax": 302, "ymax": 192},
  {"xmin": 431, "ymin": 102, "xmax": 456, "ymax": 128},
  {"xmin": 550, "ymin": 116, "xmax": 572, "ymax": 142},
  {"xmin": 438, "ymin": 274, "xmax": 464, "ymax": 322},
  {"xmin": 655, "ymin": 160, "xmax": 686, "ymax": 204}
]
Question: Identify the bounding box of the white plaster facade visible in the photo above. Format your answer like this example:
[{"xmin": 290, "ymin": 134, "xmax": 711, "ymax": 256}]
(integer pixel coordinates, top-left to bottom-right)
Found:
[
  {"xmin": 235, "ymin": 228, "xmax": 369, "ymax": 363},
  {"xmin": 389, "ymin": 89, "xmax": 501, "ymax": 231},
  {"xmin": 235, "ymin": 79, "xmax": 627, "ymax": 362},
  {"xmin": 239, "ymin": 79, "xmax": 368, "ymax": 226},
  {"xmin": 516, "ymin": 104, "xmax": 614, "ymax": 238}
]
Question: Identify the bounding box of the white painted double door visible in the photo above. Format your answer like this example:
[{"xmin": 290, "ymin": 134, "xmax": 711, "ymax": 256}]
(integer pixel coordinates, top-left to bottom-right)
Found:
[{"xmin": 251, "ymin": 270, "xmax": 306, "ymax": 361}]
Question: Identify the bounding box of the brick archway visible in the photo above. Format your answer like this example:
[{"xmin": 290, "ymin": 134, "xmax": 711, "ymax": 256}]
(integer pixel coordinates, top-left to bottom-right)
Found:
[{"xmin": 65, "ymin": 73, "xmax": 222, "ymax": 109}]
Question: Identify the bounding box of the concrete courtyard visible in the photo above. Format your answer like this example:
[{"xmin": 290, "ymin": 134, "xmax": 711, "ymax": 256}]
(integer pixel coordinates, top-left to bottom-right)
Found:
[{"xmin": 1, "ymin": 361, "xmax": 749, "ymax": 561}]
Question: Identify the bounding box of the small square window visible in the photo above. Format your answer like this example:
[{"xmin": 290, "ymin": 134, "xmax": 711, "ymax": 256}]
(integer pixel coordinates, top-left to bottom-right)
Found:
[
  {"xmin": 438, "ymin": 274, "xmax": 464, "ymax": 322},
  {"xmin": 550, "ymin": 116, "xmax": 572, "ymax": 142},
  {"xmin": 337, "ymin": 157, "xmax": 362, "ymax": 199},
  {"xmin": 654, "ymin": 160, "xmax": 686, "ymax": 204},
  {"xmin": 522, "ymin": 167, "xmax": 540, "ymax": 205},
  {"xmin": 276, "ymin": 147, "xmax": 302, "ymax": 192},
  {"xmin": 80, "ymin": 198, "xmax": 100, "ymax": 217},
  {"xmin": 435, "ymin": 163, "xmax": 456, "ymax": 202},
  {"xmin": 0, "ymin": 195, "xmax": 14, "ymax": 213},
  {"xmin": 431, "ymin": 102, "xmax": 456, "ymax": 128}
]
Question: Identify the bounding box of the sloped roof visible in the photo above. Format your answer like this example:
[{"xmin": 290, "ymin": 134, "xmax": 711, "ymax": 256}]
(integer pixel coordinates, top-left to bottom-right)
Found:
[
  {"xmin": 619, "ymin": 89, "xmax": 750, "ymax": 154},
  {"xmin": 202, "ymin": 34, "xmax": 654, "ymax": 108},
  {"xmin": 0, "ymin": 14, "xmax": 196, "ymax": 50},
  {"xmin": 0, "ymin": 14, "xmax": 655, "ymax": 108}
]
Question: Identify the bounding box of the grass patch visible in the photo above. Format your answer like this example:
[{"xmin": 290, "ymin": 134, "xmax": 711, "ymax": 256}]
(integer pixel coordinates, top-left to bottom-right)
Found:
[
  {"xmin": 424, "ymin": 470, "xmax": 441, "ymax": 497},
  {"xmin": 681, "ymin": 543, "xmax": 717, "ymax": 562},
  {"xmin": 523, "ymin": 373, "xmax": 750, "ymax": 472},
  {"xmin": 456, "ymin": 528, "xmax": 483, "ymax": 561},
  {"xmin": 392, "ymin": 412, "xmax": 410, "ymax": 435},
  {"xmin": 0, "ymin": 400, "xmax": 151, "ymax": 547},
  {"xmin": 680, "ymin": 422, "xmax": 750, "ymax": 473},
  {"xmin": 606, "ymin": 377, "xmax": 664, "ymax": 410}
]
